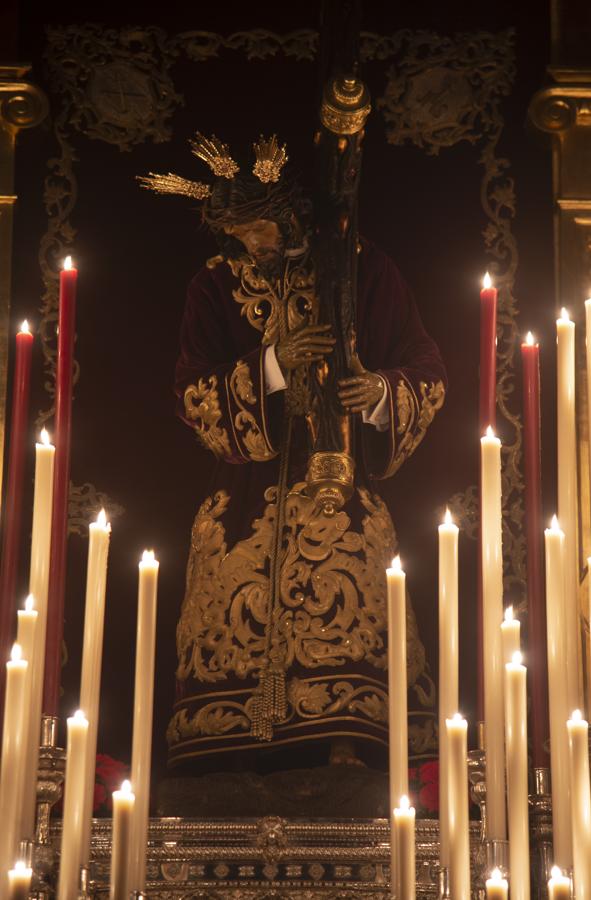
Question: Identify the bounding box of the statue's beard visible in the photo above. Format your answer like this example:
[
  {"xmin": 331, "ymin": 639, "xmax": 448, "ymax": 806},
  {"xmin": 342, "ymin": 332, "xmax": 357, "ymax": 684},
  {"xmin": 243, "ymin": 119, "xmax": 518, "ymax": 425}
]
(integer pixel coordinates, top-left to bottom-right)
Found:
[{"xmin": 253, "ymin": 247, "xmax": 283, "ymax": 281}]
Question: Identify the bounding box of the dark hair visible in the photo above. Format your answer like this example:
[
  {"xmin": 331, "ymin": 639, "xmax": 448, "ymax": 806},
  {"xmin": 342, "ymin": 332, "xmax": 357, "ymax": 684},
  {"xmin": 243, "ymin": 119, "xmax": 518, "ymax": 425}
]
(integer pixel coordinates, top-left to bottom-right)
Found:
[{"xmin": 202, "ymin": 167, "xmax": 313, "ymax": 256}]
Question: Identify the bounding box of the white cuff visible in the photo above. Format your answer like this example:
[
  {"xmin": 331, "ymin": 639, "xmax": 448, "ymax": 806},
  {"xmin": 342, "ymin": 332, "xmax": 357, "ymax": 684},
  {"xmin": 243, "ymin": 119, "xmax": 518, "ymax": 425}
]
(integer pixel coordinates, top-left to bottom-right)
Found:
[
  {"xmin": 264, "ymin": 344, "xmax": 287, "ymax": 395},
  {"xmin": 362, "ymin": 376, "xmax": 390, "ymax": 432}
]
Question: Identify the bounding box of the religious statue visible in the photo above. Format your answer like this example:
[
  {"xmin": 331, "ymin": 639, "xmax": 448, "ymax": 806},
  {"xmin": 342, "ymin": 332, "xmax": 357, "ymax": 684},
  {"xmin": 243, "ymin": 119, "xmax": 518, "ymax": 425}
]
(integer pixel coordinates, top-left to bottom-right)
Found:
[{"xmin": 140, "ymin": 108, "xmax": 447, "ymax": 775}]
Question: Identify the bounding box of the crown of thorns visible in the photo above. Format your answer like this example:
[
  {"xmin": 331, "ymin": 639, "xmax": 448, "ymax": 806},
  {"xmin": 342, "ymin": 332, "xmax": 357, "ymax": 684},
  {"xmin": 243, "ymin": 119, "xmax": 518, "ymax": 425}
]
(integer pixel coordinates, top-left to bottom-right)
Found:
[{"xmin": 137, "ymin": 132, "xmax": 288, "ymax": 201}]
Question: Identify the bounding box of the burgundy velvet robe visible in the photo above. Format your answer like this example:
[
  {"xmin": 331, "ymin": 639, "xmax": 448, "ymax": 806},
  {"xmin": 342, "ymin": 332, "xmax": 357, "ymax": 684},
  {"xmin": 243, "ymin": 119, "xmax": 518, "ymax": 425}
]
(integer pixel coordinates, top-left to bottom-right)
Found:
[{"xmin": 167, "ymin": 240, "xmax": 447, "ymax": 768}]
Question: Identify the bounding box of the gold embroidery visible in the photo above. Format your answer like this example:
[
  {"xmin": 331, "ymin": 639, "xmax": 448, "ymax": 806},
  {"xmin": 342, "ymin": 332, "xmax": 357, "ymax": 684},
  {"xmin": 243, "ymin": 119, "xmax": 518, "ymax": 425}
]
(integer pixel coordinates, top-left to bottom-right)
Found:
[
  {"xmin": 386, "ymin": 378, "xmax": 446, "ymax": 477},
  {"xmin": 229, "ymin": 253, "xmax": 317, "ymax": 346},
  {"xmin": 184, "ymin": 376, "xmax": 231, "ymax": 459},
  {"xmin": 229, "ymin": 360, "xmax": 275, "ymax": 462},
  {"xmin": 175, "ymin": 485, "xmax": 427, "ymax": 687}
]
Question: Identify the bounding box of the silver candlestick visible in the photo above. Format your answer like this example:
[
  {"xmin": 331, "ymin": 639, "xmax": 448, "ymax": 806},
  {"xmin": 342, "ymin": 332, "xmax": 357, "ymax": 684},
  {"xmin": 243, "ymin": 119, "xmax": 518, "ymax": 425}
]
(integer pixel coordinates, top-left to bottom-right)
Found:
[
  {"xmin": 31, "ymin": 715, "xmax": 66, "ymax": 898},
  {"xmin": 529, "ymin": 766, "xmax": 552, "ymax": 900}
]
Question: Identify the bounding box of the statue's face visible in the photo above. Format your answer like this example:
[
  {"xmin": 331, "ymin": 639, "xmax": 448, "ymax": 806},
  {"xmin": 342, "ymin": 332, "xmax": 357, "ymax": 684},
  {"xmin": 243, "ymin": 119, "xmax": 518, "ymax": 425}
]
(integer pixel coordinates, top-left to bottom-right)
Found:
[{"xmin": 224, "ymin": 218, "xmax": 283, "ymax": 271}]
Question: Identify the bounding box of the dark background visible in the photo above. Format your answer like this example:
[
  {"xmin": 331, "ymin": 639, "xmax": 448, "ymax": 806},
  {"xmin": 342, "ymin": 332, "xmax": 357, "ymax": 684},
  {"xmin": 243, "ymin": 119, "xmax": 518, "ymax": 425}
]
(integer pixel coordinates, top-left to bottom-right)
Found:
[{"xmin": 3, "ymin": 1, "xmax": 560, "ymax": 797}]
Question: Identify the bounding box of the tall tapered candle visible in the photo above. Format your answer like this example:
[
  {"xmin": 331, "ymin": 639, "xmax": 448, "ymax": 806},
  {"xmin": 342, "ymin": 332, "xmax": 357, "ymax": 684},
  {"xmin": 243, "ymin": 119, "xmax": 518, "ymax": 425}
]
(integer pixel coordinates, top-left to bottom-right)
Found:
[
  {"xmin": 15, "ymin": 596, "xmax": 37, "ymax": 841},
  {"xmin": 446, "ymin": 714, "xmax": 470, "ymax": 900},
  {"xmin": 79, "ymin": 510, "xmax": 111, "ymax": 868},
  {"xmin": 500, "ymin": 605, "xmax": 520, "ymax": 664},
  {"xmin": 57, "ymin": 710, "xmax": 89, "ymax": 900},
  {"xmin": 556, "ymin": 308, "xmax": 581, "ymax": 712},
  {"xmin": 386, "ymin": 556, "xmax": 408, "ymax": 812},
  {"xmin": 545, "ymin": 517, "xmax": 572, "ymax": 868},
  {"xmin": 44, "ymin": 256, "xmax": 78, "ymax": 717},
  {"xmin": 567, "ymin": 710, "xmax": 591, "ymax": 900},
  {"xmin": 504, "ymin": 652, "xmax": 530, "ymax": 900},
  {"xmin": 22, "ymin": 430, "xmax": 54, "ymax": 839},
  {"xmin": 521, "ymin": 331, "xmax": 549, "ymax": 766},
  {"xmin": 7, "ymin": 861, "xmax": 32, "ymax": 900},
  {"xmin": 480, "ymin": 426, "xmax": 506, "ymax": 840},
  {"xmin": 548, "ymin": 867, "xmax": 571, "ymax": 900},
  {"xmin": 0, "ymin": 321, "xmax": 33, "ymax": 709},
  {"xmin": 0, "ymin": 644, "xmax": 28, "ymax": 894},
  {"xmin": 438, "ymin": 509, "xmax": 458, "ymax": 869},
  {"xmin": 393, "ymin": 795, "xmax": 415, "ymax": 900},
  {"xmin": 478, "ymin": 272, "xmax": 498, "ymax": 723},
  {"xmin": 129, "ymin": 550, "xmax": 159, "ymax": 893},
  {"xmin": 110, "ymin": 780, "xmax": 134, "ymax": 900}
]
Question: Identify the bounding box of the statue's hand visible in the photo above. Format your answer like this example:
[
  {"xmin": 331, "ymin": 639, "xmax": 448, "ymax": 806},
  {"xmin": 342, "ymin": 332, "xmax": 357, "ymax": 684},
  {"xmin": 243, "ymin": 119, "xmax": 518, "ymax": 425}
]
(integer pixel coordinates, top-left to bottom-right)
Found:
[
  {"xmin": 338, "ymin": 354, "xmax": 385, "ymax": 413},
  {"xmin": 276, "ymin": 324, "xmax": 336, "ymax": 373}
]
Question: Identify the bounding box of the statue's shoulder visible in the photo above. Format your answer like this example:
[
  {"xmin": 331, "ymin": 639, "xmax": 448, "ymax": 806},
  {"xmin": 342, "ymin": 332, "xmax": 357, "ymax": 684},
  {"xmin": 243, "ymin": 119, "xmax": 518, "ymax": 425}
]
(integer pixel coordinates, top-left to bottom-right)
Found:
[{"xmin": 358, "ymin": 236, "xmax": 402, "ymax": 283}]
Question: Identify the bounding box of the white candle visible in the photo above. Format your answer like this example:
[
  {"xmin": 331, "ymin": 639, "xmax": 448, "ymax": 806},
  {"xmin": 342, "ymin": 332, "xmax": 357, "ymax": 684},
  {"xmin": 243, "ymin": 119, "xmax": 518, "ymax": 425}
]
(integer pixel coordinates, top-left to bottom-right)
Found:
[
  {"xmin": 548, "ymin": 866, "xmax": 571, "ymax": 900},
  {"xmin": 503, "ymin": 652, "xmax": 530, "ymax": 900},
  {"xmin": 386, "ymin": 556, "xmax": 408, "ymax": 811},
  {"xmin": 110, "ymin": 780, "xmax": 134, "ymax": 900},
  {"xmin": 486, "ymin": 868, "xmax": 508, "ymax": 900},
  {"xmin": 0, "ymin": 645, "xmax": 28, "ymax": 895},
  {"xmin": 393, "ymin": 795, "xmax": 415, "ymax": 900},
  {"xmin": 545, "ymin": 517, "xmax": 573, "ymax": 868},
  {"xmin": 7, "ymin": 861, "xmax": 32, "ymax": 900},
  {"xmin": 57, "ymin": 710, "xmax": 89, "ymax": 900},
  {"xmin": 15, "ymin": 596, "xmax": 37, "ymax": 842},
  {"xmin": 438, "ymin": 509, "xmax": 458, "ymax": 869},
  {"xmin": 79, "ymin": 510, "xmax": 111, "ymax": 868},
  {"xmin": 567, "ymin": 710, "xmax": 591, "ymax": 900},
  {"xmin": 556, "ymin": 308, "xmax": 580, "ymax": 712},
  {"xmin": 129, "ymin": 550, "xmax": 159, "ymax": 893},
  {"xmin": 500, "ymin": 605, "xmax": 520, "ymax": 664},
  {"xmin": 446, "ymin": 714, "xmax": 470, "ymax": 900},
  {"xmin": 480, "ymin": 427, "xmax": 506, "ymax": 840},
  {"xmin": 22, "ymin": 431, "xmax": 55, "ymax": 838}
]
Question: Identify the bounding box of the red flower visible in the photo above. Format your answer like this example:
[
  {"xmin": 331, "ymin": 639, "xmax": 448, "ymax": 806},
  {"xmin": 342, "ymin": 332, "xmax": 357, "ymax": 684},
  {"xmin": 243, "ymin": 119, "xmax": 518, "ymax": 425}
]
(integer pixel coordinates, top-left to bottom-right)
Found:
[
  {"xmin": 418, "ymin": 761, "xmax": 439, "ymax": 784},
  {"xmin": 418, "ymin": 780, "xmax": 439, "ymax": 813},
  {"xmin": 93, "ymin": 782, "xmax": 107, "ymax": 812},
  {"xmin": 96, "ymin": 754, "xmax": 128, "ymax": 791}
]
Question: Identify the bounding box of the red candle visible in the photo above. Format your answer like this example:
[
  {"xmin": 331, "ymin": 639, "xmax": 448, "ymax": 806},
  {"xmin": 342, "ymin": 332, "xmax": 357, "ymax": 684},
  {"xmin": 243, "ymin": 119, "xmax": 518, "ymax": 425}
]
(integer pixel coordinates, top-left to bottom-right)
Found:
[
  {"xmin": 0, "ymin": 321, "xmax": 33, "ymax": 716},
  {"xmin": 521, "ymin": 332, "xmax": 549, "ymax": 767},
  {"xmin": 43, "ymin": 257, "xmax": 77, "ymax": 716},
  {"xmin": 478, "ymin": 273, "xmax": 498, "ymax": 724}
]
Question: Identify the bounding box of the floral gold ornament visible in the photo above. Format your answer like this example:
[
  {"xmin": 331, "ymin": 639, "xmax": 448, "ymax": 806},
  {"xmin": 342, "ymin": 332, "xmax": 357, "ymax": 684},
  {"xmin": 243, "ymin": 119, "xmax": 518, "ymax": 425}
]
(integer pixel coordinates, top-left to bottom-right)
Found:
[
  {"xmin": 189, "ymin": 132, "xmax": 240, "ymax": 179},
  {"xmin": 252, "ymin": 134, "xmax": 288, "ymax": 183}
]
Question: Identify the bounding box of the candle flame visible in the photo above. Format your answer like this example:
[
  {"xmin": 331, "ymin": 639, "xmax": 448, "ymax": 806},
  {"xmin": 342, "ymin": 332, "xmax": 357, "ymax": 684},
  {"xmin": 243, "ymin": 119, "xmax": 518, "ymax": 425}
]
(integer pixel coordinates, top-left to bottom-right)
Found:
[
  {"xmin": 483, "ymin": 272, "xmax": 492, "ymax": 289},
  {"xmin": 11, "ymin": 643, "xmax": 22, "ymax": 662},
  {"xmin": 525, "ymin": 331, "xmax": 535, "ymax": 346},
  {"xmin": 73, "ymin": 709, "xmax": 86, "ymax": 721},
  {"xmin": 572, "ymin": 709, "xmax": 583, "ymax": 721},
  {"xmin": 398, "ymin": 794, "xmax": 410, "ymax": 811},
  {"xmin": 443, "ymin": 508, "xmax": 453, "ymax": 526},
  {"xmin": 485, "ymin": 425, "xmax": 495, "ymax": 439},
  {"xmin": 560, "ymin": 307, "xmax": 570, "ymax": 322},
  {"xmin": 24, "ymin": 594, "xmax": 35, "ymax": 613},
  {"xmin": 512, "ymin": 651, "xmax": 522, "ymax": 666},
  {"xmin": 551, "ymin": 514, "xmax": 560, "ymax": 530},
  {"xmin": 491, "ymin": 869, "xmax": 502, "ymax": 880},
  {"xmin": 20, "ymin": 319, "xmax": 30, "ymax": 334},
  {"xmin": 390, "ymin": 555, "xmax": 402, "ymax": 571},
  {"xmin": 121, "ymin": 779, "xmax": 132, "ymax": 793},
  {"xmin": 63, "ymin": 255, "xmax": 73, "ymax": 271},
  {"xmin": 97, "ymin": 508, "xmax": 108, "ymax": 527},
  {"xmin": 142, "ymin": 549, "xmax": 155, "ymax": 563},
  {"xmin": 40, "ymin": 428, "xmax": 51, "ymax": 446},
  {"xmin": 452, "ymin": 712, "xmax": 463, "ymax": 722},
  {"xmin": 504, "ymin": 605, "xmax": 514, "ymax": 622},
  {"xmin": 12, "ymin": 861, "xmax": 29, "ymax": 874},
  {"xmin": 551, "ymin": 866, "xmax": 563, "ymax": 879}
]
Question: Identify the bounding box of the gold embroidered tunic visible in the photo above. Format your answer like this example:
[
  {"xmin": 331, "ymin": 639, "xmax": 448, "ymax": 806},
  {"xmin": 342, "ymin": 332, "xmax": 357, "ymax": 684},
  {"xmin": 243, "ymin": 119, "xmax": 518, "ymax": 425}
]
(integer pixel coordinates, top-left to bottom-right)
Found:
[{"xmin": 167, "ymin": 240, "xmax": 446, "ymax": 768}]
